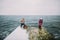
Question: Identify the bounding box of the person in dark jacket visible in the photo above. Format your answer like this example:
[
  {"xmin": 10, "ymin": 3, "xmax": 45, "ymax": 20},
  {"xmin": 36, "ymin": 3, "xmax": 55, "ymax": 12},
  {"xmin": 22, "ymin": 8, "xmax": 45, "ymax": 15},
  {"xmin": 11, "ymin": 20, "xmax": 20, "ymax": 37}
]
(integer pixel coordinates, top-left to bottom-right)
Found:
[{"xmin": 20, "ymin": 18, "xmax": 25, "ymax": 28}]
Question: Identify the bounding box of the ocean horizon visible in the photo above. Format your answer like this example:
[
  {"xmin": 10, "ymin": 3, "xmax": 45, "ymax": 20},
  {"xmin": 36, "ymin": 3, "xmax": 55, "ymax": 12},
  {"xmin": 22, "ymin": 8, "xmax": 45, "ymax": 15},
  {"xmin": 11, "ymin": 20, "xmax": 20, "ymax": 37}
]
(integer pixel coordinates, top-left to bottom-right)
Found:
[{"xmin": 0, "ymin": 15, "xmax": 60, "ymax": 40}]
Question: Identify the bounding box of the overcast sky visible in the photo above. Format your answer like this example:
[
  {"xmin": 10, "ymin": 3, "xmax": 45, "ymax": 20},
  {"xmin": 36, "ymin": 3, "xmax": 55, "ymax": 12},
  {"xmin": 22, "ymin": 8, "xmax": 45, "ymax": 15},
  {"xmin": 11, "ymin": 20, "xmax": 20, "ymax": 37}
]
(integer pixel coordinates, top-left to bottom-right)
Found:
[{"xmin": 0, "ymin": 0, "xmax": 60, "ymax": 15}]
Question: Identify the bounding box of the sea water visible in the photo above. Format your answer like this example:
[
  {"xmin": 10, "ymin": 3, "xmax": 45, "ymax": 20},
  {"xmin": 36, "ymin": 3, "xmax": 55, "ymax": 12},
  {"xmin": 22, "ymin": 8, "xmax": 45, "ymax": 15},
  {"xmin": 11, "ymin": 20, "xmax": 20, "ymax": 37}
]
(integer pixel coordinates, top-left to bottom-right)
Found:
[{"xmin": 0, "ymin": 15, "xmax": 60, "ymax": 40}]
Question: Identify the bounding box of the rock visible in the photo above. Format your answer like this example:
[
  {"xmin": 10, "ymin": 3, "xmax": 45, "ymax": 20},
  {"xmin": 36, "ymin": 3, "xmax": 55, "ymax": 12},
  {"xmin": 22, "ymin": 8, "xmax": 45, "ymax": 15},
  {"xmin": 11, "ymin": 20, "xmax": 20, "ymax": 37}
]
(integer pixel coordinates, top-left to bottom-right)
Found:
[{"xmin": 27, "ymin": 27, "xmax": 54, "ymax": 40}]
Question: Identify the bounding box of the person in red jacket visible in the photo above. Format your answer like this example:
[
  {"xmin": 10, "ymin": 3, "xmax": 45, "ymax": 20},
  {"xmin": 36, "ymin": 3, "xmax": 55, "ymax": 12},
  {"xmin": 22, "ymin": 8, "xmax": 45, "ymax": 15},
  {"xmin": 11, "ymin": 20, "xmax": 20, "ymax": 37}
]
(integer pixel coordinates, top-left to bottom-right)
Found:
[{"xmin": 38, "ymin": 18, "xmax": 43, "ymax": 29}]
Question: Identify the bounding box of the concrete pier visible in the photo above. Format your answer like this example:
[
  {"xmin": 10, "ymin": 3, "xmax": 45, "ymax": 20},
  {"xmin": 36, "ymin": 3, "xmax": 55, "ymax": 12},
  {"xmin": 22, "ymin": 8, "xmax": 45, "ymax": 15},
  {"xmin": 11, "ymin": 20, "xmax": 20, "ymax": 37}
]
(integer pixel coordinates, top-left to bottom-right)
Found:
[{"xmin": 4, "ymin": 26, "xmax": 29, "ymax": 40}]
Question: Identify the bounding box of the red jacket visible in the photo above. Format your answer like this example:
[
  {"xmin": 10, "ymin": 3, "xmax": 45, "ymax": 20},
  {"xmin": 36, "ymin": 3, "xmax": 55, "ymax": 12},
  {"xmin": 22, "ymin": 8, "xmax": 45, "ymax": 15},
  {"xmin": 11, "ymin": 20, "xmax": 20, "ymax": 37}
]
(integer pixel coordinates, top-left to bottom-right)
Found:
[{"xmin": 39, "ymin": 19, "xmax": 43, "ymax": 26}]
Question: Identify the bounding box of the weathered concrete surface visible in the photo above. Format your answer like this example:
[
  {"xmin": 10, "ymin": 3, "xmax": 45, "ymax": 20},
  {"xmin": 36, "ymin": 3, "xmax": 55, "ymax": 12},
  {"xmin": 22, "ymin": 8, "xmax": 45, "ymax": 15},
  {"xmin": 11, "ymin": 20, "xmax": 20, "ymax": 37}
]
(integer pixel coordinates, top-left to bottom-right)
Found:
[{"xmin": 4, "ymin": 26, "xmax": 29, "ymax": 40}]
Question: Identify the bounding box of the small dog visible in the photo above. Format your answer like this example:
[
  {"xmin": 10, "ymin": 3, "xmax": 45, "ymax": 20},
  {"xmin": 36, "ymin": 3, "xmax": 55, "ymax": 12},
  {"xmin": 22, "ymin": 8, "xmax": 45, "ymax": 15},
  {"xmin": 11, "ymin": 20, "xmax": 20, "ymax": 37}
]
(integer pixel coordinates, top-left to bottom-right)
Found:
[{"xmin": 23, "ymin": 25, "xmax": 28, "ymax": 29}]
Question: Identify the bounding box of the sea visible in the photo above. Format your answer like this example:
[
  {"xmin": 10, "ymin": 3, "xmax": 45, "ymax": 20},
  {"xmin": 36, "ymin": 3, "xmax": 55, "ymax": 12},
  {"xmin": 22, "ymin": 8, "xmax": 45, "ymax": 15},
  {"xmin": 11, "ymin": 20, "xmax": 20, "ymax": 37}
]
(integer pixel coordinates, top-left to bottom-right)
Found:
[{"xmin": 0, "ymin": 15, "xmax": 60, "ymax": 40}]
